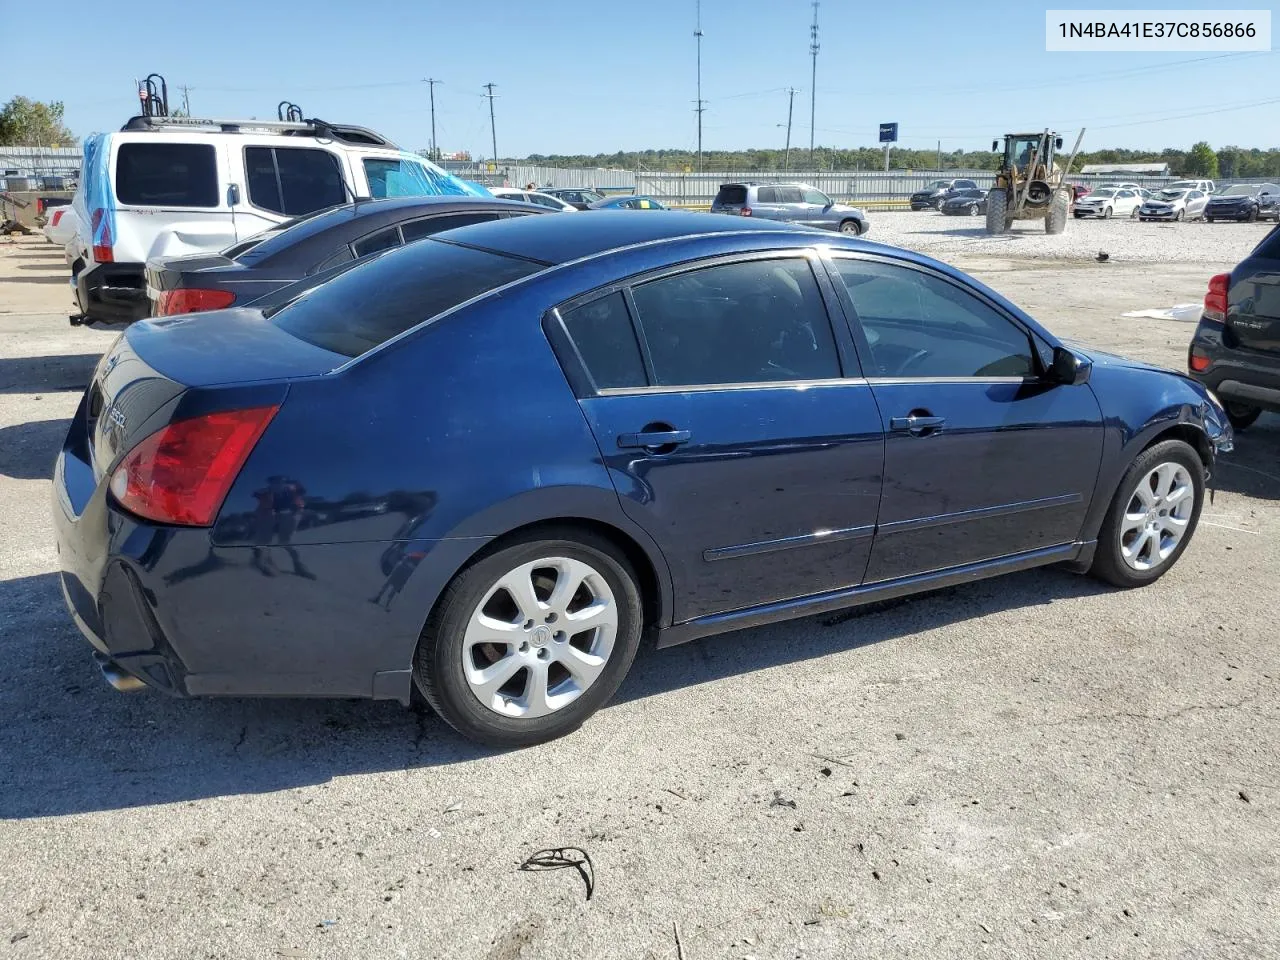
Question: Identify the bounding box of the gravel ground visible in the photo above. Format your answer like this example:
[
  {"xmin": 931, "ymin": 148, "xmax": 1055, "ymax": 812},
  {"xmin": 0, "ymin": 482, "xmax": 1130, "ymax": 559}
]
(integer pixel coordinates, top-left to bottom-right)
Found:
[
  {"xmin": 868, "ymin": 209, "xmax": 1276, "ymax": 264},
  {"xmin": 2, "ymin": 233, "xmax": 1279, "ymax": 960}
]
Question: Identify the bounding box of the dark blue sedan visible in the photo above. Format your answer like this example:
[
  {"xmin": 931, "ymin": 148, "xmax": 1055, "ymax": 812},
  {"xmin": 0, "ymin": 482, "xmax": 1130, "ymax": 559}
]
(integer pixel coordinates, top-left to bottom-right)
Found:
[{"xmin": 55, "ymin": 212, "xmax": 1233, "ymax": 747}]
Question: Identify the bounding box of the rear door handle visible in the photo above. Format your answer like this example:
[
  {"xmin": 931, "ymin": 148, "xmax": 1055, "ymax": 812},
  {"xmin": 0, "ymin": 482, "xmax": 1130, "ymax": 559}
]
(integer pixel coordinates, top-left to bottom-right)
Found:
[
  {"xmin": 889, "ymin": 414, "xmax": 946, "ymax": 437},
  {"xmin": 618, "ymin": 430, "xmax": 691, "ymax": 450}
]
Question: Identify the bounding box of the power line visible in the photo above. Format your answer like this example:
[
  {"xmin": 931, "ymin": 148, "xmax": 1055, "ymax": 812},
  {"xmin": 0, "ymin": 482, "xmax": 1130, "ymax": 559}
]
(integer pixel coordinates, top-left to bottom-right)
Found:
[
  {"xmin": 482, "ymin": 83, "xmax": 498, "ymax": 164},
  {"xmin": 808, "ymin": 1, "xmax": 820, "ymax": 162}
]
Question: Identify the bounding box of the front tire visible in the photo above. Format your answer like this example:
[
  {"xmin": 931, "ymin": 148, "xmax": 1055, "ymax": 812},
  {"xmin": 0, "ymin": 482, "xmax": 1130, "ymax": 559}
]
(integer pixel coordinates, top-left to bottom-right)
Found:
[
  {"xmin": 413, "ymin": 529, "xmax": 644, "ymax": 748},
  {"xmin": 1103, "ymin": 206, "xmax": 1113, "ymax": 219},
  {"xmin": 1246, "ymin": 206, "xmax": 1259, "ymax": 223},
  {"xmin": 1175, "ymin": 209, "xmax": 1185, "ymax": 221},
  {"xmin": 839, "ymin": 219, "xmax": 862, "ymax": 235},
  {"xmin": 985, "ymin": 188, "xmax": 1009, "ymax": 234},
  {"xmin": 1045, "ymin": 189, "xmax": 1069, "ymax": 234},
  {"xmin": 1090, "ymin": 439, "xmax": 1204, "ymax": 588}
]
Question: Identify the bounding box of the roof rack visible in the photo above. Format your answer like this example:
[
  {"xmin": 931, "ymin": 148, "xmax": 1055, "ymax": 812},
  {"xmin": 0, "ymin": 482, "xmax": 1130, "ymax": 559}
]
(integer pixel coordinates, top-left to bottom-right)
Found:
[{"xmin": 117, "ymin": 114, "xmax": 397, "ymax": 148}]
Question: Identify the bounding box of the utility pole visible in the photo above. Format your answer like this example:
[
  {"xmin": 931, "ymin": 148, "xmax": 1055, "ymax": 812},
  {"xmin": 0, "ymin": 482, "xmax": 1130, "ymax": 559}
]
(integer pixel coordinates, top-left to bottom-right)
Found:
[
  {"xmin": 483, "ymin": 83, "xmax": 498, "ymax": 165},
  {"xmin": 694, "ymin": 0, "xmax": 705, "ymax": 173},
  {"xmin": 179, "ymin": 85, "xmax": 191, "ymax": 116},
  {"xmin": 937, "ymin": 140, "xmax": 942, "ymax": 170},
  {"xmin": 423, "ymin": 78, "xmax": 441, "ymax": 160},
  {"xmin": 809, "ymin": 1, "xmax": 820, "ymax": 166},
  {"xmin": 784, "ymin": 87, "xmax": 797, "ymax": 172}
]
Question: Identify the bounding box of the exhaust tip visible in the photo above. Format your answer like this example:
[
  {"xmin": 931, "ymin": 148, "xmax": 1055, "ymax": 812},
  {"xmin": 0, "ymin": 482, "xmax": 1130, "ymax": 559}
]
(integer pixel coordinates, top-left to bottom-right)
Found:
[{"xmin": 93, "ymin": 653, "xmax": 147, "ymax": 693}]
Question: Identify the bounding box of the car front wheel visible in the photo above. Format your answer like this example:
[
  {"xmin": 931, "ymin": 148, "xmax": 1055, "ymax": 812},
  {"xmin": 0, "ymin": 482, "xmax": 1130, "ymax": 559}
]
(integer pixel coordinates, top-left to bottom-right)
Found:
[
  {"xmin": 839, "ymin": 219, "xmax": 862, "ymax": 235},
  {"xmin": 414, "ymin": 529, "xmax": 644, "ymax": 747},
  {"xmin": 1090, "ymin": 439, "xmax": 1204, "ymax": 588}
]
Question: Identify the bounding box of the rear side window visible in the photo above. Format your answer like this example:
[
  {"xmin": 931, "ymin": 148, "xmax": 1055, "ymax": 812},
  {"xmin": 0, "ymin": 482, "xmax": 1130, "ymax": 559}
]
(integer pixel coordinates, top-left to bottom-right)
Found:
[
  {"xmin": 559, "ymin": 292, "xmax": 646, "ymax": 389},
  {"xmin": 269, "ymin": 239, "xmax": 543, "ymax": 357},
  {"xmin": 115, "ymin": 143, "xmax": 217, "ymax": 207},
  {"xmin": 777, "ymin": 186, "xmax": 804, "ymax": 204},
  {"xmin": 629, "ymin": 259, "xmax": 841, "ymax": 387},
  {"xmin": 352, "ymin": 226, "xmax": 402, "ymax": 258},
  {"xmin": 401, "ymin": 211, "xmax": 501, "ymax": 242},
  {"xmin": 245, "ymin": 147, "xmax": 345, "ymax": 216},
  {"xmin": 1252, "ymin": 225, "xmax": 1280, "ymax": 261},
  {"xmin": 715, "ymin": 185, "xmax": 747, "ymax": 205},
  {"xmin": 756, "ymin": 186, "xmax": 778, "ymax": 203}
]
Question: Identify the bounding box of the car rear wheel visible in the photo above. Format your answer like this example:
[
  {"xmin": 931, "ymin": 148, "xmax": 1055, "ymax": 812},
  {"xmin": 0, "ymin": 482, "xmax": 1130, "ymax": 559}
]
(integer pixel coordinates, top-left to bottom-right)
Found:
[
  {"xmin": 414, "ymin": 529, "xmax": 644, "ymax": 747},
  {"xmin": 1090, "ymin": 439, "xmax": 1204, "ymax": 588},
  {"xmin": 1225, "ymin": 402, "xmax": 1262, "ymax": 431},
  {"xmin": 839, "ymin": 219, "xmax": 862, "ymax": 235}
]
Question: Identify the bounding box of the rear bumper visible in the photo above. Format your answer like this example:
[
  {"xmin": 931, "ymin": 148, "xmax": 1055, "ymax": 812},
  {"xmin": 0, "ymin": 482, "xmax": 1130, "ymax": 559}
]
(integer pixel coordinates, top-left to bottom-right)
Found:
[
  {"xmin": 1188, "ymin": 320, "xmax": 1280, "ymax": 413},
  {"xmin": 73, "ymin": 261, "xmax": 150, "ymax": 326}
]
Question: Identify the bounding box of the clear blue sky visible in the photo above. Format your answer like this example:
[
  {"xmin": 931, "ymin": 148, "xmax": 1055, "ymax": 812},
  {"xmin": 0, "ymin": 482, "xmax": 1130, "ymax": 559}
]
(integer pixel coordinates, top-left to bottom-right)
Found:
[{"xmin": 10, "ymin": 0, "xmax": 1277, "ymax": 158}]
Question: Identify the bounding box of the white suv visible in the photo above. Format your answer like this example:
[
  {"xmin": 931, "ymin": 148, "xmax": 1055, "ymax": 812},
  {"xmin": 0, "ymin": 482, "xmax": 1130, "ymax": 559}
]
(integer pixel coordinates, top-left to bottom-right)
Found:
[{"xmin": 71, "ymin": 114, "xmax": 486, "ymax": 325}]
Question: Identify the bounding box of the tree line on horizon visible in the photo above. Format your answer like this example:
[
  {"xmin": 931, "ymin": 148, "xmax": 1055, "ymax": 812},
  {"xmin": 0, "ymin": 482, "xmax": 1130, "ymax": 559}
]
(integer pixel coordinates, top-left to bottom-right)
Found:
[{"xmin": 518, "ymin": 142, "xmax": 1279, "ymax": 179}]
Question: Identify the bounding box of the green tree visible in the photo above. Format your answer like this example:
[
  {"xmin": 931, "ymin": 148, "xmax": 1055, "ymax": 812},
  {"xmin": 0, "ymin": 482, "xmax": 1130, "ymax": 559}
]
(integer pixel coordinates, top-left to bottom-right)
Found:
[
  {"xmin": 1184, "ymin": 141, "xmax": 1219, "ymax": 178},
  {"xmin": 0, "ymin": 96, "xmax": 77, "ymax": 147}
]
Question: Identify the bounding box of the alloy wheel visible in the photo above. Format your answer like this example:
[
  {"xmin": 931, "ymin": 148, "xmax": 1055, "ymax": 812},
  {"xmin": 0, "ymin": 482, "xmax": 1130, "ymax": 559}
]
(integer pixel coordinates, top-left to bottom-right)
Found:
[
  {"xmin": 462, "ymin": 556, "xmax": 618, "ymax": 718},
  {"xmin": 1119, "ymin": 462, "xmax": 1195, "ymax": 572}
]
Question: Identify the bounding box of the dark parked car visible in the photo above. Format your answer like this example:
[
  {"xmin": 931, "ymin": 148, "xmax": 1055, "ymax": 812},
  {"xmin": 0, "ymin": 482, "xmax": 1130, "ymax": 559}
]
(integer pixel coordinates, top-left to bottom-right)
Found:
[
  {"xmin": 910, "ymin": 178, "xmax": 979, "ymax": 211},
  {"xmin": 146, "ymin": 196, "xmax": 546, "ymax": 317},
  {"xmin": 1204, "ymin": 183, "xmax": 1280, "ymax": 223},
  {"xmin": 56, "ymin": 212, "xmax": 1231, "ymax": 747},
  {"xmin": 939, "ymin": 188, "xmax": 988, "ymax": 216},
  {"xmin": 543, "ymin": 188, "xmax": 605, "ymax": 210},
  {"xmin": 1188, "ymin": 225, "xmax": 1280, "ymax": 429},
  {"xmin": 586, "ymin": 195, "xmax": 669, "ymax": 210}
]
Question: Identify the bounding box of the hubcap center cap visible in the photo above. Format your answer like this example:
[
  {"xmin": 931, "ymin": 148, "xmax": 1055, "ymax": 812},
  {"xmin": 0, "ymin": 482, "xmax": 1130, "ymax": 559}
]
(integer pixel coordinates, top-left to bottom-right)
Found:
[{"xmin": 530, "ymin": 624, "xmax": 552, "ymax": 648}]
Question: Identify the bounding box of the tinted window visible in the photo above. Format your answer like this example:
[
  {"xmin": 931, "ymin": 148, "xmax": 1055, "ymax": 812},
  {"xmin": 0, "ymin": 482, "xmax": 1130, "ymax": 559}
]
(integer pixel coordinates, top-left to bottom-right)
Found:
[
  {"xmin": 834, "ymin": 259, "xmax": 1034, "ymax": 379},
  {"xmin": 352, "ymin": 226, "xmax": 402, "ymax": 258},
  {"xmin": 756, "ymin": 186, "xmax": 778, "ymax": 203},
  {"xmin": 401, "ymin": 211, "xmax": 501, "ymax": 242},
  {"xmin": 777, "ymin": 186, "xmax": 804, "ymax": 204},
  {"xmin": 560, "ymin": 292, "xmax": 646, "ymax": 389},
  {"xmin": 1252, "ymin": 225, "xmax": 1280, "ymax": 261},
  {"xmin": 630, "ymin": 259, "xmax": 840, "ymax": 386},
  {"xmin": 715, "ymin": 185, "xmax": 747, "ymax": 205},
  {"xmin": 270, "ymin": 240, "xmax": 543, "ymax": 357},
  {"xmin": 115, "ymin": 143, "xmax": 217, "ymax": 207},
  {"xmin": 957, "ymin": 180, "xmax": 977, "ymax": 189},
  {"xmin": 309, "ymin": 248, "xmax": 354, "ymax": 275},
  {"xmin": 245, "ymin": 147, "xmax": 345, "ymax": 215}
]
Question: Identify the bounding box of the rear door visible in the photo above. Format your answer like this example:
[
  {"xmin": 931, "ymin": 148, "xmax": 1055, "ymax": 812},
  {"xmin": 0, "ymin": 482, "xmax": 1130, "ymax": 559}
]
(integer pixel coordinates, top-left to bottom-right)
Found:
[
  {"xmin": 109, "ymin": 136, "xmax": 235, "ymax": 262},
  {"xmin": 826, "ymin": 252, "xmax": 1104, "ymax": 583},
  {"xmin": 229, "ymin": 140, "xmax": 348, "ymax": 240},
  {"xmin": 552, "ymin": 252, "xmax": 885, "ymax": 622}
]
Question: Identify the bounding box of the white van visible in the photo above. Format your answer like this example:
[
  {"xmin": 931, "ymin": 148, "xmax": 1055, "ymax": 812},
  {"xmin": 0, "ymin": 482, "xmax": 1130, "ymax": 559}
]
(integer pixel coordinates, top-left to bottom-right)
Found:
[{"xmin": 70, "ymin": 114, "xmax": 486, "ymax": 324}]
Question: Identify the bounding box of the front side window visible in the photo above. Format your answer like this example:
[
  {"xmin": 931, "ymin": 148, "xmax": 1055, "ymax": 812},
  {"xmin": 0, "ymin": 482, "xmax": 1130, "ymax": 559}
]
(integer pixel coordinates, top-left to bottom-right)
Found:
[
  {"xmin": 833, "ymin": 258, "xmax": 1034, "ymax": 379},
  {"xmin": 363, "ymin": 157, "xmax": 475, "ymax": 198},
  {"xmin": 115, "ymin": 143, "xmax": 218, "ymax": 207},
  {"xmin": 629, "ymin": 258, "xmax": 841, "ymax": 387},
  {"xmin": 802, "ymin": 188, "xmax": 830, "ymax": 205},
  {"xmin": 560, "ymin": 292, "xmax": 647, "ymax": 390},
  {"xmin": 244, "ymin": 146, "xmax": 345, "ymax": 215}
]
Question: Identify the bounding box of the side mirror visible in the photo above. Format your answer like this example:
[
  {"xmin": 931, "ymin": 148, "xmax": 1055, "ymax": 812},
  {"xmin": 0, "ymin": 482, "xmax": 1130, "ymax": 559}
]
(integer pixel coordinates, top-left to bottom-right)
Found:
[
  {"xmin": 992, "ymin": 140, "xmax": 999, "ymax": 152},
  {"xmin": 226, "ymin": 184, "xmax": 240, "ymax": 207},
  {"xmin": 1055, "ymin": 137, "xmax": 1063, "ymax": 150},
  {"xmin": 1050, "ymin": 346, "xmax": 1092, "ymax": 386}
]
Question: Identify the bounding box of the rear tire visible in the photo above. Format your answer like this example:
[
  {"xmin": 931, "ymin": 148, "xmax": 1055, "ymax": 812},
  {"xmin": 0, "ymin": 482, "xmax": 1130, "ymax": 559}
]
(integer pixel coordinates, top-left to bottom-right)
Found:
[
  {"xmin": 1226, "ymin": 403, "xmax": 1262, "ymax": 431},
  {"xmin": 985, "ymin": 188, "xmax": 1009, "ymax": 235},
  {"xmin": 1090, "ymin": 439, "xmax": 1204, "ymax": 588},
  {"xmin": 413, "ymin": 529, "xmax": 644, "ymax": 748},
  {"xmin": 1045, "ymin": 189, "xmax": 1069, "ymax": 234}
]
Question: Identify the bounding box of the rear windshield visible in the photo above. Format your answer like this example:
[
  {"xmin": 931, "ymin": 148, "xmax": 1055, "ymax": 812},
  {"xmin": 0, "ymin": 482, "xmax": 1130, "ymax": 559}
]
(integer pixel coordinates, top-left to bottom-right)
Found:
[
  {"xmin": 715, "ymin": 185, "xmax": 747, "ymax": 205},
  {"xmin": 1253, "ymin": 225, "xmax": 1280, "ymax": 261},
  {"xmin": 268, "ymin": 239, "xmax": 544, "ymax": 357},
  {"xmin": 115, "ymin": 142, "xmax": 218, "ymax": 207}
]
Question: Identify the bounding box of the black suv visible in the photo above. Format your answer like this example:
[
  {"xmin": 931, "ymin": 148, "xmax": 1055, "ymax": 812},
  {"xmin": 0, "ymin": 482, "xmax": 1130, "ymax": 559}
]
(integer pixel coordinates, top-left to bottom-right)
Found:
[
  {"xmin": 910, "ymin": 178, "xmax": 979, "ymax": 211},
  {"xmin": 1204, "ymin": 182, "xmax": 1280, "ymax": 223},
  {"xmin": 1188, "ymin": 225, "xmax": 1280, "ymax": 429}
]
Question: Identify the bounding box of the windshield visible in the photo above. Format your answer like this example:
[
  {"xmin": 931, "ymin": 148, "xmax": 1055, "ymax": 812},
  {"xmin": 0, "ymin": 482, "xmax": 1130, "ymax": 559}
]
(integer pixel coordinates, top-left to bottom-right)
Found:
[
  {"xmin": 926, "ymin": 180, "xmax": 949, "ymax": 189},
  {"xmin": 1091, "ymin": 189, "xmax": 1116, "ymax": 198},
  {"xmin": 1221, "ymin": 184, "xmax": 1258, "ymax": 197},
  {"xmin": 1157, "ymin": 190, "xmax": 1187, "ymax": 200}
]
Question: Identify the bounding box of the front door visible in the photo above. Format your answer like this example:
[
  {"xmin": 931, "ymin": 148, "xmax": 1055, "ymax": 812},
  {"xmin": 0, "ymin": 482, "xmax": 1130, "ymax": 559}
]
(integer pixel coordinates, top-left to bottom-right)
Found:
[
  {"xmin": 826, "ymin": 253, "xmax": 1105, "ymax": 583},
  {"xmin": 555, "ymin": 254, "xmax": 885, "ymax": 622}
]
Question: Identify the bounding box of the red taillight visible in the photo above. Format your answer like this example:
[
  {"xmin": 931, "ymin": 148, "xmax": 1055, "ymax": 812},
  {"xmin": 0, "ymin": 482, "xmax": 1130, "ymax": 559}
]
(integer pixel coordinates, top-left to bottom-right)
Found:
[
  {"xmin": 90, "ymin": 208, "xmax": 113, "ymax": 263},
  {"xmin": 51, "ymin": 209, "xmax": 64, "ymax": 227},
  {"xmin": 1188, "ymin": 348, "xmax": 1211, "ymax": 373},
  {"xmin": 155, "ymin": 288, "xmax": 238, "ymax": 316},
  {"xmin": 108, "ymin": 406, "xmax": 279, "ymax": 526},
  {"xmin": 740, "ymin": 206, "xmax": 753, "ymax": 216},
  {"xmin": 1204, "ymin": 273, "xmax": 1229, "ymax": 319}
]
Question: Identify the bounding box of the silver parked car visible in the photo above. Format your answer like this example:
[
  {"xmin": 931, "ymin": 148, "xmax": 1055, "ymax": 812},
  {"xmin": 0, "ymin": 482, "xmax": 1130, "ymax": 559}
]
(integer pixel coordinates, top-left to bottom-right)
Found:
[
  {"xmin": 1138, "ymin": 188, "xmax": 1209, "ymax": 222},
  {"xmin": 711, "ymin": 182, "xmax": 869, "ymax": 235}
]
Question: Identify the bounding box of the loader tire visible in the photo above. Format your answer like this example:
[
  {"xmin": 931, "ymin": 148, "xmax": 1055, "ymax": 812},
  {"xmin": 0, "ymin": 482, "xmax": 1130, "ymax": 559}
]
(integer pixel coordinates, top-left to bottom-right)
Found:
[
  {"xmin": 1045, "ymin": 189, "xmax": 1069, "ymax": 235},
  {"xmin": 985, "ymin": 189, "xmax": 1009, "ymax": 235}
]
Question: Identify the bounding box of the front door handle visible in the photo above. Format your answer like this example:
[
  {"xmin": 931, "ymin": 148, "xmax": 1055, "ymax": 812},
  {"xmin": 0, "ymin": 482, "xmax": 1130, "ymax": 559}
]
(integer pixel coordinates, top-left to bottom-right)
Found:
[
  {"xmin": 618, "ymin": 429, "xmax": 691, "ymax": 450},
  {"xmin": 889, "ymin": 413, "xmax": 946, "ymax": 437}
]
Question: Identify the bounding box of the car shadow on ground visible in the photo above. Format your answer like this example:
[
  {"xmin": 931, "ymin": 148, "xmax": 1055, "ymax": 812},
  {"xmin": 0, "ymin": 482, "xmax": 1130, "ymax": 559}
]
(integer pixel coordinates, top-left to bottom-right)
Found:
[
  {"xmin": 0, "ymin": 419, "xmax": 70, "ymax": 480},
  {"xmin": 3, "ymin": 274, "xmax": 68, "ymax": 284},
  {"xmin": 1213, "ymin": 413, "xmax": 1280, "ymax": 501},
  {"xmin": 0, "ymin": 563, "xmax": 1111, "ymax": 820},
  {"xmin": 0, "ymin": 353, "xmax": 99, "ymax": 394}
]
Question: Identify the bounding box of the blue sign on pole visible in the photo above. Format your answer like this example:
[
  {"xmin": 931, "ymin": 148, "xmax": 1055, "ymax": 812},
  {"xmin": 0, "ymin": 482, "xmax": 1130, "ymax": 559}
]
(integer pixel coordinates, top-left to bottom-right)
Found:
[{"xmin": 879, "ymin": 122, "xmax": 898, "ymax": 143}]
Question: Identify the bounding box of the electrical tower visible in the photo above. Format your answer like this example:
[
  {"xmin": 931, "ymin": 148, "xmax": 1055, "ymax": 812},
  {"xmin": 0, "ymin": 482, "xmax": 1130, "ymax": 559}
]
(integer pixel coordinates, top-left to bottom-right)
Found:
[
  {"xmin": 694, "ymin": 0, "xmax": 705, "ymax": 173},
  {"xmin": 483, "ymin": 83, "xmax": 498, "ymax": 165},
  {"xmin": 424, "ymin": 78, "xmax": 441, "ymax": 160},
  {"xmin": 809, "ymin": 1, "xmax": 820, "ymax": 165}
]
